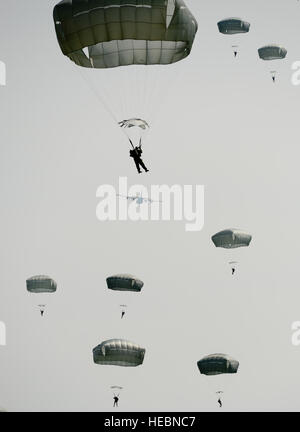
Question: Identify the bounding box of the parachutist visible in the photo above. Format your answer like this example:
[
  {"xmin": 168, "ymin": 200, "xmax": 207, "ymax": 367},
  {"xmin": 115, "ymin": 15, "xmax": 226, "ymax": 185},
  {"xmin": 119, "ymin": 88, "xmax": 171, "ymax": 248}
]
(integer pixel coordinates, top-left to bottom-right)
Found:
[
  {"xmin": 121, "ymin": 311, "xmax": 125, "ymax": 319},
  {"xmin": 40, "ymin": 310, "xmax": 44, "ymax": 317},
  {"xmin": 129, "ymin": 140, "xmax": 149, "ymax": 174},
  {"xmin": 113, "ymin": 394, "xmax": 119, "ymax": 408},
  {"xmin": 218, "ymin": 398, "xmax": 222, "ymax": 408},
  {"xmin": 258, "ymin": 46, "xmax": 288, "ymax": 81},
  {"xmin": 234, "ymin": 51, "xmax": 237, "ymax": 58},
  {"xmin": 232, "ymin": 268, "xmax": 235, "ymax": 276}
]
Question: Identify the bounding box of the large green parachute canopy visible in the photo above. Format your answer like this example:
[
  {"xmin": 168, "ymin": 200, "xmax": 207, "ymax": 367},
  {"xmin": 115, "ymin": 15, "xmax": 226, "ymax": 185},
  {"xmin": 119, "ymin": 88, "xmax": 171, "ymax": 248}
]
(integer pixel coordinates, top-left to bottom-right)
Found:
[
  {"xmin": 258, "ymin": 45, "xmax": 287, "ymax": 61},
  {"xmin": 26, "ymin": 276, "xmax": 57, "ymax": 293},
  {"xmin": 197, "ymin": 354, "xmax": 239, "ymax": 376},
  {"xmin": 217, "ymin": 18, "xmax": 250, "ymax": 35},
  {"xmin": 53, "ymin": 0, "xmax": 198, "ymax": 68},
  {"xmin": 93, "ymin": 339, "xmax": 146, "ymax": 366},
  {"xmin": 211, "ymin": 229, "xmax": 252, "ymax": 249},
  {"xmin": 106, "ymin": 274, "xmax": 144, "ymax": 292}
]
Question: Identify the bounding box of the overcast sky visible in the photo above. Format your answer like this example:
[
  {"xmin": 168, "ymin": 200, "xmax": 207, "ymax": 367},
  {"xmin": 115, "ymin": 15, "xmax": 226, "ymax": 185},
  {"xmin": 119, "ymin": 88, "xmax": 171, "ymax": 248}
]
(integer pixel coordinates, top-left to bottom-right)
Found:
[{"xmin": 1, "ymin": 0, "xmax": 300, "ymax": 412}]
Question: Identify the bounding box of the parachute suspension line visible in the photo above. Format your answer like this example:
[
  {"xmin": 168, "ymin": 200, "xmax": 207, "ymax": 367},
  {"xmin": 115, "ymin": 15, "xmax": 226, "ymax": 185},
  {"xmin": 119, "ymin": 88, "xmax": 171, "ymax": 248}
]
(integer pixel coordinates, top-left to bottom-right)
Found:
[
  {"xmin": 142, "ymin": 43, "xmax": 150, "ymax": 117},
  {"xmin": 138, "ymin": 66, "xmax": 146, "ymax": 118},
  {"xmin": 149, "ymin": 62, "xmax": 184, "ymax": 130},
  {"xmin": 143, "ymin": 65, "xmax": 160, "ymax": 125},
  {"xmin": 75, "ymin": 66, "xmax": 134, "ymax": 144},
  {"xmin": 142, "ymin": 65, "xmax": 150, "ymax": 119},
  {"xmin": 122, "ymin": 54, "xmax": 136, "ymax": 119},
  {"xmin": 115, "ymin": 67, "xmax": 127, "ymax": 122},
  {"xmin": 138, "ymin": 65, "xmax": 149, "ymax": 124},
  {"xmin": 137, "ymin": 66, "xmax": 150, "ymax": 127},
  {"xmin": 138, "ymin": 67, "xmax": 146, "ymax": 119},
  {"xmin": 145, "ymin": 40, "xmax": 165, "ymax": 121},
  {"xmin": 146, "ymin": 40, "xmax": 177, "ymax": 126},
  {"xmin": 116, "ymin": 42, "xmax": 126, "ymax": 120},
  {"xmin": 141, "ymin": 42, "xmax": 153, "ymax": 121},
  {"xmin": 147, "ymin": 66, "xmax": 167, "ymax": 127},
  {"xmin": 74, "ymin": 65, "xmax": 119, "ymax": 125},
  {"xmin": 133, "ymin": 66, "xmax": 140, "ymax": 118}
]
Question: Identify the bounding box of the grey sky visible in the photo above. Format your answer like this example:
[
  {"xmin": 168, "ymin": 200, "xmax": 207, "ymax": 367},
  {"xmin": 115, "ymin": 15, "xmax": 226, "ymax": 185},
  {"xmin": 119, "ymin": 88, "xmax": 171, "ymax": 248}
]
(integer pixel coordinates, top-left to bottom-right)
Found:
[{"xmin": 1, "ymin": 0, "xmax": 300, "ymax": 412}]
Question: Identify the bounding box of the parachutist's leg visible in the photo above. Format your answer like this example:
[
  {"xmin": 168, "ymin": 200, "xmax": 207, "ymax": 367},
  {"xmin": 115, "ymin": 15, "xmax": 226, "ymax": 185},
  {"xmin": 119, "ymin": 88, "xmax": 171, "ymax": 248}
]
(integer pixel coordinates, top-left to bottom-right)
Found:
[
  {"xmin": 139, "ymin": 159, "xmax": 149, "ymax": 172},
  {"xmin": 134, "ymin": 159, "xmax": 141, "ymax": 173}
]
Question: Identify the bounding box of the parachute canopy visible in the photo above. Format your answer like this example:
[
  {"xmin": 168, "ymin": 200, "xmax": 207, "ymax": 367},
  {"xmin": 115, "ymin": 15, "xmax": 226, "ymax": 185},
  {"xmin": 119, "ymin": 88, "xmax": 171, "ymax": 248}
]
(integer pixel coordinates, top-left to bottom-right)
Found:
[
  {"xmin": 53, "ymin": 0, "xmax": 198, "ymax": 68},
  {"xmin": 93, "ymin": 339, "xmax": 145, "ymax": 367},
  {"xmin": 106, "ymin": 274, "xmax": 144, "ymax": 292},
  {"xmin": 217, "ymin": 18, "xmax": 250, "ymax": 35},
  {"xmin": 197, "ymin": 354, "xmax": 239, "ymax": 376},
  {"xmin": 212, "ymin": 229, "xmax": 252, "ymax": 249},
  {"xmin": 119, "ymin": 118, "xmax": 150, "ymax": 130},
  {"xmin": 26, "ymin": 276, "xmax": 57, "ymax": 293},
  {"xmin": 258, "ymin": 45, "xmax": 287, "ymax": 61}
]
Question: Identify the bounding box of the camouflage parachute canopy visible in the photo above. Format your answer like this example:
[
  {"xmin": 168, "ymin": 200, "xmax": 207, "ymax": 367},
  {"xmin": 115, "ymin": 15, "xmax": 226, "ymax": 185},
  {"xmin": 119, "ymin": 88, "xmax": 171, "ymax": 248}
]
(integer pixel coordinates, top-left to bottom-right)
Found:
[
  {"xmin": 217, "ymin": 18, "xmax": 250, "ymax": 35},
  {"xmin": 53, "ymin": 0, "xmax": 198, "ymax": 68},
  {"xmin": 106, "ymin": 274, "xmax": 144, "ymax": 292},
  {"xmin": 197, "ymin": 354, "xmax": 239, "ymax": 376},
  {"xmin": 26, "ymin": 275, "xmax": 57, "ymax": 293},
  {"xmin": 258, "ymin": 45, "xmax": 287, "ymax": 61},
  {"xmin": 211, "ymin": 229, "xmax": 252, "ymax": 249},
  {"xmin": 93, "ymin": 339, "xmax": 146, "ymax": 366}
]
